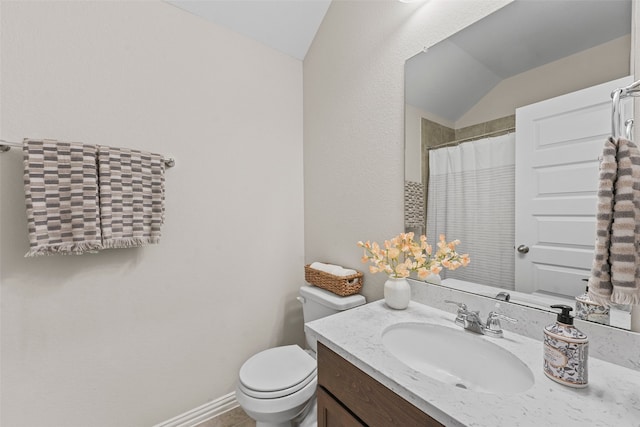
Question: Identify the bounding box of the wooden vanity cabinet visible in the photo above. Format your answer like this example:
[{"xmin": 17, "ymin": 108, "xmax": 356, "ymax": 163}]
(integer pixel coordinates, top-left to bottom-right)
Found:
[{"xmin": 317, "ymin": 342, "xmax": 444, "ymax": 427}]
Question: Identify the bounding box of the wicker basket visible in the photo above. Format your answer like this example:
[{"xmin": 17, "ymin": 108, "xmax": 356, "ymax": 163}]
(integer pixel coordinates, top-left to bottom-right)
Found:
[{"xmin": 304, "ymin": 264, "xmax": 363, "ymax": 296}]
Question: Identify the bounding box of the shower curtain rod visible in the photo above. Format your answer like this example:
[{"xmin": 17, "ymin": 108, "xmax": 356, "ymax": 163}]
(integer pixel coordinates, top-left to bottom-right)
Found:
[
  {"xmin": 429, "ymin": 126, "xmax": 516, "ymax": 151},
  {"xmin": 0, "ymin": 139, "xmax": 175, "ymax": 168}
]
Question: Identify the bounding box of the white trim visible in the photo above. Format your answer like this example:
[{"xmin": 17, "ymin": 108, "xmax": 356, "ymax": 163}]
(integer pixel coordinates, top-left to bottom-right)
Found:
[{"xmin": 153, "ymin": 392, "xmax": 239, "ymax": 427}]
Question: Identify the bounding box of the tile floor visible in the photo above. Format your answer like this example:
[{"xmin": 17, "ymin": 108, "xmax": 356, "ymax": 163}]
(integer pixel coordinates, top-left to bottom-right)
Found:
[{"xmin": 195, "ymin": 406, "xmax": 255, "ymax": 427}]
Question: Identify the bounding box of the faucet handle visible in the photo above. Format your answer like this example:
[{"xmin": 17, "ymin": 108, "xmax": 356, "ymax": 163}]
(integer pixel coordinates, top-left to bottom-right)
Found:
[
  {"xmin": 488, "ymin": 311, "xmax": 517, "ymax": 323},
  {"xmin": 444, "ymin": 300, "xmax": 468, "ymax": 328},
  {"xmin": 484, "ymin": 311, "xmax": 517, "ymax": 338},
  {"xmin": 444, "ymin": 300, "xmax": 467, "ymax": 311}
]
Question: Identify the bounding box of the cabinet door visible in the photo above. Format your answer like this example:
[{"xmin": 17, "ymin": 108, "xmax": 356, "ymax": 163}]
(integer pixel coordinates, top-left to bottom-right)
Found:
[
  {"xmin": 318, "ymin": 342, "xmax": 444, "ymax": 427},
  {"xmin": 317, "ymin": 386, "xmax": 365, "ymax": 427}
]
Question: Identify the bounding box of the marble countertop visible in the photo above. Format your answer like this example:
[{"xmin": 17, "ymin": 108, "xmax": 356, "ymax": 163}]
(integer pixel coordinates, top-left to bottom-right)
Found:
[{"xmin": 305, "ymin": 300, "xmax": 640, "ymax": 427}]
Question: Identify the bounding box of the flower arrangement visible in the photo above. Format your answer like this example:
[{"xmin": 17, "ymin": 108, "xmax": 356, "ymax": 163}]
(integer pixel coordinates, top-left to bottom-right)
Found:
[{"xmin": 357, "ymin": 232, "xmax": 469, "ymax": 279}]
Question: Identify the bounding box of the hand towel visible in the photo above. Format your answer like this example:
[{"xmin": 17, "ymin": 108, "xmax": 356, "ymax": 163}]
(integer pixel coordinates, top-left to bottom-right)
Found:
[
  {"xmin": 588, "ymin": 137, "xmax": 640, "ymax": 306},
  {"xmin": 22, "ymin": 139, "xmax": 102, "ymax": 256},
  {"xmin": 98, "ymin": 145, "xmax": 165, "ymax": 248},
  {"xmin": 309, "ymin": 262, "xmax": 358, "ymax": 277}
]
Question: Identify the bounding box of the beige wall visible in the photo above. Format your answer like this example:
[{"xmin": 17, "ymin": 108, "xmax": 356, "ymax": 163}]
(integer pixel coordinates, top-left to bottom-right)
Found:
[
  {"xmin": 304, "ymin": 0, "xmax": 510, "ymax": 303},
  {"xmin": 405, "ymin": 104, "xmax": 433, "ymax": 183},
  {"xmin": 405, "ymin": 104, "xmax": 454, "ymax": 183},
  {"xmin": 0, "ymin": 2, "xmax": 304, "ymax": 426}
]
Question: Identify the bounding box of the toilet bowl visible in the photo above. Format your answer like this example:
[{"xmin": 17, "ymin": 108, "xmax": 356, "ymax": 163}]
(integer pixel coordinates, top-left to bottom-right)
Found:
[
  {"xmin": 236, "ymin": 345, "xmax": 317, "ymax": 427},
  {"xmin": 235, "ymin": 285, "xmax": 366, "ymax": 427}
]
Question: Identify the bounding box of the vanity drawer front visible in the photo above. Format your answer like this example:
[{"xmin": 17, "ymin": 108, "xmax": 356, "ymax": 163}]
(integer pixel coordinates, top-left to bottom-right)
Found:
[{"xmin": 318, "ymin": 342, "xmax": 443, "ymax": 427}]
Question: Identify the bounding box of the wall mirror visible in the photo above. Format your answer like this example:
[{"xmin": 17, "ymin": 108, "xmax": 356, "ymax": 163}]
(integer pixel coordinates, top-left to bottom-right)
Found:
[{"xmin": 404, "ymin": 0, "xmax": 635, "ymax": 330}]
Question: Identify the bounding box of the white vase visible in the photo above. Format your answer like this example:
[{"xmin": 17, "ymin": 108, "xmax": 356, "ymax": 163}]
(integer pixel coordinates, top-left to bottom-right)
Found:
[
  {"xmin": 384, "ymin": 277, "xmax": 411, "ymax": 310},
  {"xmin": 424, "ymin": 273, "xmax": 442, "ymax": 285}
]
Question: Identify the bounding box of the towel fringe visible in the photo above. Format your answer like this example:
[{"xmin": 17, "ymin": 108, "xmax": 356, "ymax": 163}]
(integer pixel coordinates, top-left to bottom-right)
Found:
[
  {"xmin": 587, "ymin": 290, "xmax": 614, "ymax": 307},
  {"xmin": 24, "ymin": 238, "xmax": 163, "ymax": 256},
  {"xmin": 610, "ymin": 288, "xmax": 640, "ymax": 306},
  {"xmin": 588, "ymin": 287, "xmax": 640, "ymax": 307},
  {"xmin": 101, "ymin": 237, "xmax": 161, "ymax": 249},
  {"xmin": 24, "ymin": 241, "xmax": 103, "ymax": 257}
]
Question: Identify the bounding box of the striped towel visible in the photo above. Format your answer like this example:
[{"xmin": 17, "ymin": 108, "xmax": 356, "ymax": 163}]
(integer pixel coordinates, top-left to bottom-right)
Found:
[
  {"xmin": 588, "ymin": 137, "xmax": 640, "ymax": 306},
  {"xmin": 23, "ymin": 139, "xmax": 102, "ymax": 256},
  {"xmin": 97, "ymin": 146, "xmax": 165, "ymax": 248}
]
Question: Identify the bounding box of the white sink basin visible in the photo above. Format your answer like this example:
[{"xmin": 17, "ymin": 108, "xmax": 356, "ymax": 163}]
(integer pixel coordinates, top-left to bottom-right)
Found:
[{"xmin": 382, "ymin": 322, "xmax": 534, "ymax": 394}]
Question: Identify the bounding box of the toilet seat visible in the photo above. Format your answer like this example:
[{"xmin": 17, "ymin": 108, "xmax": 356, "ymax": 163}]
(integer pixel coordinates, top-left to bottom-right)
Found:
[
  {"xmin": 236, "ymin": 374, "xmax": 317, "ymax": 422},
  {"xmin": 239, "ymin": 345, "xmax": 317, "ymax": 399}
]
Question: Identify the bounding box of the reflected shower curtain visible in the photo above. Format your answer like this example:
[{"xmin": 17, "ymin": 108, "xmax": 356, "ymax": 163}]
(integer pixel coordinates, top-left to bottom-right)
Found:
[{"xmin": 426, "ymin": 133, "xmax": 515, "ymax": 290}]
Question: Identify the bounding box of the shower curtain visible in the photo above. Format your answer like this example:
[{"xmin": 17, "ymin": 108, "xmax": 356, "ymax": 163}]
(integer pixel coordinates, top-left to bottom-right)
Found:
[{"xmin": 426, "ymin": 133, "xmax": 515, "ymax": 290}]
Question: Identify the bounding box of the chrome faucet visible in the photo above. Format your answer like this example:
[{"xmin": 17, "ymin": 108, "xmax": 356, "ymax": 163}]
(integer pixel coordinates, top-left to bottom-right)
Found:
[
  {"xmin": 444, "ymin": 300, "xmax": 517, "ymax": 337},
  {"xmin": 495, "ymin": 291, "xmax": 511, "ymax": 302}
]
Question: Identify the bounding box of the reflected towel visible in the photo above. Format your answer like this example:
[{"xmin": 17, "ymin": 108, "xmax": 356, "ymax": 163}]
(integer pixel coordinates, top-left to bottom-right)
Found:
[
  {"xmin": 98, "ymin": 146, "xmax": 165, "ymax": 248},
  {"xmin": 22, "ymin": 139, "xmax": 102, "ymax": 256},
  {"xmin": 588, "ymin": 137, "xmax": 640, "ymax": 306}
]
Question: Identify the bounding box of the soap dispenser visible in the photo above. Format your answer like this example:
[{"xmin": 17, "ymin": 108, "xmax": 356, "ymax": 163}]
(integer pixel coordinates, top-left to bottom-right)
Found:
[
  {"xmin": 575, "ymin": 284, "xmax": 610, "ymax": 325},
  {"xmin": 543, "ymin": 304, "xmax": 588, "ymax": 388}
]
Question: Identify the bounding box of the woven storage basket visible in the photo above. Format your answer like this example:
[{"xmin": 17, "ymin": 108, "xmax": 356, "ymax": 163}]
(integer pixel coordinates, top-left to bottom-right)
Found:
[{"xmin": 304, "ymin": 264, "xmax": 363, "ymax": 296}]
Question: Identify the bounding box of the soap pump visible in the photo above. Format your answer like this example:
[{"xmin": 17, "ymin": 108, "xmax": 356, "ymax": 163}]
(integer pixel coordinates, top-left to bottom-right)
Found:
[
  {"xmin": 575, "ymin": 279, "xmax": 609, "ymax": 325},
  {"xmin": 543, "ymin": 304, "xmax": 588, "ymax": 388}
]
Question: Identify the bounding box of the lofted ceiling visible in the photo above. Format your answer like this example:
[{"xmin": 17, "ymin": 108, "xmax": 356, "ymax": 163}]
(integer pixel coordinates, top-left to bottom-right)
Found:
[
  {"xmin": 165, "ymin": 0, "xmax": 632, "ymax": 121},
  {"xmin": 405, "ymin": 0, "xmax": 633, "ymax": 124},
  {"xmin": 166, "ymin": 0, "xmax": 332, "ymax": 60}
]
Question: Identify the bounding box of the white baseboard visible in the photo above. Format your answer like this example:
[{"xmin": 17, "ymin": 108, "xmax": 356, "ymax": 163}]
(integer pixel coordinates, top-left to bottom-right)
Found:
[{"xmin": 153, "ymin": 392, "xmax": 239, "ymax": 427}]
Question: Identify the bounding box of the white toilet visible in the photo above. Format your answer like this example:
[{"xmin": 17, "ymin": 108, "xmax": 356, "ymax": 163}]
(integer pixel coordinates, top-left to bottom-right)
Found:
[{"xmin": 235, "ymin": 285, "xmax": 366, "ymax": 427}]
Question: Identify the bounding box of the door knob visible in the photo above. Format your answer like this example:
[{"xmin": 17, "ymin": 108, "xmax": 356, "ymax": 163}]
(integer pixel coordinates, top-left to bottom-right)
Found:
[{"xmin": 517, "ymin": 245, "xmax": 529, "ymax": 254}]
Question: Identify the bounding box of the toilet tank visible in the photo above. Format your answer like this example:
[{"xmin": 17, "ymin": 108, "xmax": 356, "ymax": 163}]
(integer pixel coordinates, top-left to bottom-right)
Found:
[{"xmin": 299, "ymin": 285, "xmax": 366, "ymax": 353}]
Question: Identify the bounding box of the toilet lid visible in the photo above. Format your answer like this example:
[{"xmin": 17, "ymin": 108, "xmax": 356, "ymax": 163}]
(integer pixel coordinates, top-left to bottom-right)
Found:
[{"xmin": 239, "ymin": 345, "xmax": 316, "ymax": 397}]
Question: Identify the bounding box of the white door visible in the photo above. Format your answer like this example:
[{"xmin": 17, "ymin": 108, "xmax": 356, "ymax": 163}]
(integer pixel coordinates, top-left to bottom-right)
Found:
[{"xmin": 515, "ymin": 76, "xmax": 634, "ymax": 297}]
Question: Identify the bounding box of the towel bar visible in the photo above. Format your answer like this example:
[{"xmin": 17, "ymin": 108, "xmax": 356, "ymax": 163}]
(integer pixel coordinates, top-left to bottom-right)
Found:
[
  {"xmin": 611, "ymin": 79, "xmax": 640, "ymax": 139},
  {"xmin": 0, "ymin": 139, "xmax": 175, "ymax": 168}
]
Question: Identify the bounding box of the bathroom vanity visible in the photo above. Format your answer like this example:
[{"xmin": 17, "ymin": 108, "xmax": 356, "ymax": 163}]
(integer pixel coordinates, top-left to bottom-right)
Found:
[
  {"xmin": 317, "ymin": 341, "xmax": 441, "ymax": 426},
  {"xmin": 306, "ymin": 299, "xmax": 640, "ymax": 426}
]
